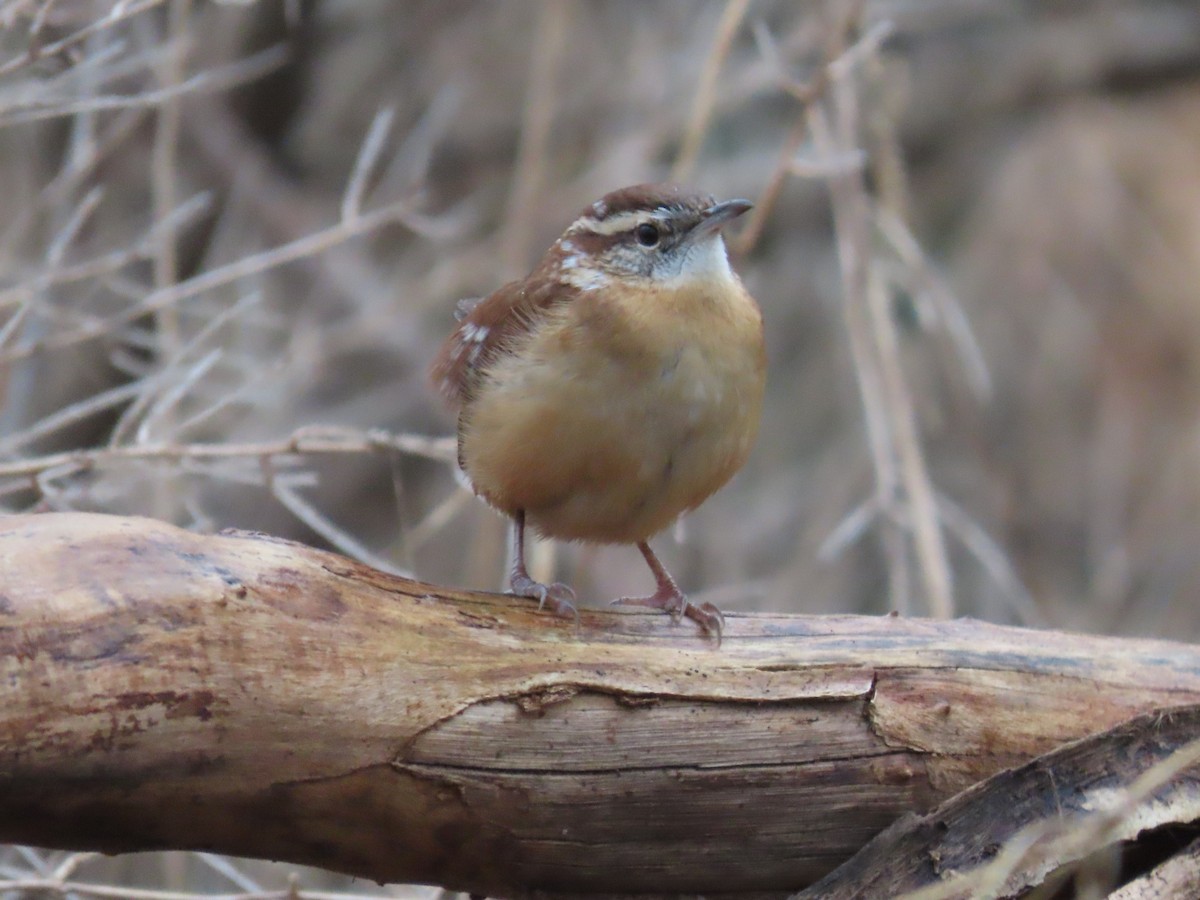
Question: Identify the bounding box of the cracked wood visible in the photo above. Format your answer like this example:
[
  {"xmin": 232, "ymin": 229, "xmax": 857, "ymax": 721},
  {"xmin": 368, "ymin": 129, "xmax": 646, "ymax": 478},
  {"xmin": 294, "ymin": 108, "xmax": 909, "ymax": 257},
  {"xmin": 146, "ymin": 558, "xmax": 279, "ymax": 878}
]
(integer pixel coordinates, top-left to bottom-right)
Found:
[{"xmin": 2, "ymin": 512, "xmax": 1200, "ymax": 897}]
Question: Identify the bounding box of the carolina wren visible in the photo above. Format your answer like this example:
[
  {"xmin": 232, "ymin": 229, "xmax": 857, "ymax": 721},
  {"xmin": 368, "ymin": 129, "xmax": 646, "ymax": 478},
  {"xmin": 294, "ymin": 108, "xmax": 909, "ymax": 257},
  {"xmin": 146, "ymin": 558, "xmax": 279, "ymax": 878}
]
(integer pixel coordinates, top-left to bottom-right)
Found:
[{"xmin": 431, "ymin": 183, "xmax": 765, "ymax": 638}]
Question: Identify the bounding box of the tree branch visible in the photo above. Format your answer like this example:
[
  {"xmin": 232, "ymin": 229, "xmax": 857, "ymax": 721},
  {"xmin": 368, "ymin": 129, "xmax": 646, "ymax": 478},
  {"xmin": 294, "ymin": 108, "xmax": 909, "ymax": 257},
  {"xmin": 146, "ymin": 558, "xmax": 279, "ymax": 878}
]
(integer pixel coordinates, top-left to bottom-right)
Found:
[{"xmin": 2, "ymin": 512, "xmax": 1200, "ymax": 897}]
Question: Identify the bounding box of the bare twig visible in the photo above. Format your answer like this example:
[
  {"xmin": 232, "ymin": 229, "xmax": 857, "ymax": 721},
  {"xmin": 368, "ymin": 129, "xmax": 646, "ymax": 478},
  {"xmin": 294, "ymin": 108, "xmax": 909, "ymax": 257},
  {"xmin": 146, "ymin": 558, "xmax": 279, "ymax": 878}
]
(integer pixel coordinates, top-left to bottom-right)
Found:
[
  {"xmin": 0, "ymin": 0, "xmax": 166, "ymax": 78},
  {"xmin": 0, "ymin": 876, "xmax": 420, "ymax": 900},
  {"xmin": 0, "ymin": 44, "xmax": 288, "ymax": 127},
  {"xmin": 342, "ymin": 107, "xmax": 395, "ymax": 224},
  {"xmin": 151, "ymin": 0, "xmax": 190, "ymax": 356},
  {"xmin": 935, "ymin": 491, "xmax": 1042, "ymax": 625},
  {"xmin": 0, "ymin": 196, "xmax": 436, "ymax": 365},
  {"xmin": 44, "ymin": 185, "xmax": 104, "ymax": 267},
  {"xmin": 108, "ymin": 291, "xmax": 262, "ymax": 446},
  {"xmin": 500, "ymin": 1, "xmax": 569, "ymax": 276},
  {"xmin": 0, "ymin": 191, "xmax": 212, "ymax": 312},
  {"xmin": 0, "ymin": 378, "xmax": 150, "ymax": 455},
  {"xmin": 271, "ymin": 475, "xmax": 409, "ymax": 577},
  {"xmin": 734, "ymin": 18, "xmax": 833, "ymax": 256},
  {"xmin": 865, "ymin": 241, "xmax": 954, "ymax": 619},
  {"xmin": 0, "ymin": 426, "xmax": 457, "ymax": 483},
  {"xmin": 876, "ymin": 208, "xmax": 991, "ymax": 399},
  {"xmin": 760, "ymin": 5, "xmax": 954, "ymax": 619},
  {"xmin": 672, "ymin": 0, "xmax": 752, "ymax": 184},
  {"xmin": 808, "ymin": 99, "xmax": 917, "ymax": 614}
]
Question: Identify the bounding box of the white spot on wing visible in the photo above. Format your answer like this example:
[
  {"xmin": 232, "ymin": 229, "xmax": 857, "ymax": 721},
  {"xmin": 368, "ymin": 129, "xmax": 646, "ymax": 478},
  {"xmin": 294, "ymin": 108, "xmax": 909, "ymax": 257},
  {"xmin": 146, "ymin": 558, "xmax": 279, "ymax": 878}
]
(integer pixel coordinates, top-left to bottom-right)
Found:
[
  {"xmin": 460, "ymin": 323, "xmax": 490, "ymax": 343},
  {"xmin": 561, "ymin": 266, "xmax": 610, "ymax": 292},
  {"xmin": 558, "ymin": 239, "xmax": 585, "ymax": 271},
  {"xmin": 454, "ymin": 296, "xmax": 482, "ymax": 321}
]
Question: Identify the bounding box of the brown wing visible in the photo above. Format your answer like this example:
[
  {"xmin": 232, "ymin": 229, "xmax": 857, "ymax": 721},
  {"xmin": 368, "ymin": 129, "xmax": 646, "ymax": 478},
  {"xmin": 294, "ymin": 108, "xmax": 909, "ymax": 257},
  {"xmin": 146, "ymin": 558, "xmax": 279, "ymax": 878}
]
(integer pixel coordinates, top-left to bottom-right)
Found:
[{"xmin": 429, "ymin": 274, "xmax": 572, "ymax": 409}]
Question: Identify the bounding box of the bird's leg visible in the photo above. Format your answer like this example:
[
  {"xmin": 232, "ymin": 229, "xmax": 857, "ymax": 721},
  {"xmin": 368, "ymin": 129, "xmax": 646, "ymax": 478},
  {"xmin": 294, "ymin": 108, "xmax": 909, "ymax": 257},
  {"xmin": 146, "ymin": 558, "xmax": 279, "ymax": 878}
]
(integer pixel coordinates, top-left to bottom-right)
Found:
[
  {"xmin": 507, "ymin": 510, "xmax": 577, "ymax": 620},
  {"xmin": 612, "ymin": 541, "xmax": 725, "ymax": 640}
]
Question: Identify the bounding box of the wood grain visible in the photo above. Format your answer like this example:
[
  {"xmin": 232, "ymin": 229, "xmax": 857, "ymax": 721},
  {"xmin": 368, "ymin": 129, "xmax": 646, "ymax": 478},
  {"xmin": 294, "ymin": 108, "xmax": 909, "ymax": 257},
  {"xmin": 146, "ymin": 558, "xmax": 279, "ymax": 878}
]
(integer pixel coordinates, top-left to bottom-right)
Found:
[{"xmin": 2, "ymin": 512, "xmax": 1200, "ymax": 897}]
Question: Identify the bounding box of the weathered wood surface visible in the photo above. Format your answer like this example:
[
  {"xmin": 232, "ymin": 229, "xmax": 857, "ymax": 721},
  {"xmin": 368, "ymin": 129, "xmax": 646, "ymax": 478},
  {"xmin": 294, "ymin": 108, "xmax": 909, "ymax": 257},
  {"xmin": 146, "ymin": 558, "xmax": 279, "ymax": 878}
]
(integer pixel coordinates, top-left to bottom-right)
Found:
[
  {"xmin": 2, "ymin": 512, "xmax": 1200, "ymax": 898},
  {"xmin": 799, "ymin": 705, "xmax": 1200, "ymax": 898}
]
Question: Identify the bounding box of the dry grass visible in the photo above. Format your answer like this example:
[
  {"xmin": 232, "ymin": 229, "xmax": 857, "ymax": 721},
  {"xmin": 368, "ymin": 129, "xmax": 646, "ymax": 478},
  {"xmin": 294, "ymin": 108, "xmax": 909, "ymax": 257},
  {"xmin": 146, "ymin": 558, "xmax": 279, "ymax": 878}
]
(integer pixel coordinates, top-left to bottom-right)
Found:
[{"xmin": 2, "ymin": 0, "xmax": 1200, "ymax": 894}]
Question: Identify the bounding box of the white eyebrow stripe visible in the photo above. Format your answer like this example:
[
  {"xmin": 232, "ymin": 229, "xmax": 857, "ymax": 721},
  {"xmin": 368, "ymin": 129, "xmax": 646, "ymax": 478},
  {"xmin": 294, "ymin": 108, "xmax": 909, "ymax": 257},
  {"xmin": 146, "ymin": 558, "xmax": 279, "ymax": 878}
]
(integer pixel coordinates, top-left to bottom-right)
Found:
[{"xmin": 566, "ymin": 208, "xmax": 673, "ymax": 237}]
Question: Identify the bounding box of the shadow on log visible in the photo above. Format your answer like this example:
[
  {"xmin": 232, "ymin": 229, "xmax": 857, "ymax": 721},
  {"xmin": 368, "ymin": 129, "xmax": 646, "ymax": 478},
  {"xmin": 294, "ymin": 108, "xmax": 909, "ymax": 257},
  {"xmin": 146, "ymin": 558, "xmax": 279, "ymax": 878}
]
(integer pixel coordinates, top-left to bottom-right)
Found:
[{"xmin": 2, "ymin": 512, "xmax": 1200, "ymax": 897}]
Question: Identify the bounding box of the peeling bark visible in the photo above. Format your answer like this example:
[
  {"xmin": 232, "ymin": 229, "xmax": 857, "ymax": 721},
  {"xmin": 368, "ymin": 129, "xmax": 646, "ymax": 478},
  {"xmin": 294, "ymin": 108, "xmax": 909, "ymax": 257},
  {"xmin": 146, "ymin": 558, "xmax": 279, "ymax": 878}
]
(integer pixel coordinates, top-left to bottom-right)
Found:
[{"xmin": 2, "ymin": 513, "xmax": 1200, "ymax": 897}]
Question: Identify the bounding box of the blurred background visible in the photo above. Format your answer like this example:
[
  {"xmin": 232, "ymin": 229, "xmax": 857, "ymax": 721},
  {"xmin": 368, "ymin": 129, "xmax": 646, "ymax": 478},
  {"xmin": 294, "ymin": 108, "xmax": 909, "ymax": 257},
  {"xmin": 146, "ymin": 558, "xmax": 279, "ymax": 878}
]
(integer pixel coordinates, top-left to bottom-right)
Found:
[{"xmin": 2, "ymin": 0, "xmax": 1200, "ymax": 894}]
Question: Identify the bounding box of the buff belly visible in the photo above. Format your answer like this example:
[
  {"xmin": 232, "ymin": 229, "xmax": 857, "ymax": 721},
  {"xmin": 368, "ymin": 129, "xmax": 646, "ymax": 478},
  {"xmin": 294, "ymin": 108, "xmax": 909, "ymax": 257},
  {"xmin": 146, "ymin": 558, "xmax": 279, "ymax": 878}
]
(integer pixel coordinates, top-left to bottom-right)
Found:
[{"xmin": 459, "ymin": 299, "xmax": 765, "ymax": 544}]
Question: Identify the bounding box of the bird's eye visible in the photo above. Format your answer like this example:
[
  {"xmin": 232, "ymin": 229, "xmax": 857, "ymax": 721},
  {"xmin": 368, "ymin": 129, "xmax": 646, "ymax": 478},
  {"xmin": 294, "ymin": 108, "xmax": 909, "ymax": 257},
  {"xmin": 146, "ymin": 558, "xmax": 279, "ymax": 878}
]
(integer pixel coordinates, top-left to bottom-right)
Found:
[{"xmin": 635, "ymin": 222, "xmax": 660, "ymax": 248}]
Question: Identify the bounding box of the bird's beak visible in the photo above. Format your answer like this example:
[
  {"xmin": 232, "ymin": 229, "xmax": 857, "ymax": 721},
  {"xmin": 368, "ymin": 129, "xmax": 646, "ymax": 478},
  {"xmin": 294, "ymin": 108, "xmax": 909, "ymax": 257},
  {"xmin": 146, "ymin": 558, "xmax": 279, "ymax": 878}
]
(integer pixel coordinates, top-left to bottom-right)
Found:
[{"xmin": 691, "ymin": 198, "xmax": 753, "ymax": 239}]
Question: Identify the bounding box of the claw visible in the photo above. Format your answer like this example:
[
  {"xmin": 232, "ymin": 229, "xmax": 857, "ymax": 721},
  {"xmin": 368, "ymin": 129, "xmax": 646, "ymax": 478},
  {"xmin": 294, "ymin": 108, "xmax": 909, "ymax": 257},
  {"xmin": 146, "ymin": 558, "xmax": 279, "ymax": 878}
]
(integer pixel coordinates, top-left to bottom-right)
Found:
[
  {"xmin": 510, "ymin": 572, "xmax": 578, "ymax": 622},
  {"xmin": 691, "ymin": 601, "xmax": 725, "ymax": 639},
  {"xmin": 507, "ymin": 511, "xmax": 578, "ymax": 625},
  {"xmin": 609, "ymin": 541, "xmax": 726, "ymax": 644},
  {"xmin": 612, "ymin": 589, "xmax": 724, "ymax": 644}
]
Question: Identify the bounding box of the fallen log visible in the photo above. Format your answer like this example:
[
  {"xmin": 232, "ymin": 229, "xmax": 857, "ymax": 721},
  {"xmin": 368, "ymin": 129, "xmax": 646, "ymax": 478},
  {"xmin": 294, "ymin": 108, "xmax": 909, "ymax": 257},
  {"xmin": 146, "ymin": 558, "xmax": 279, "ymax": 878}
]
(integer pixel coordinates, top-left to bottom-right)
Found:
[{"xmin": 2, "ymin": 512, "xmax": 1199, "ymax": 897}]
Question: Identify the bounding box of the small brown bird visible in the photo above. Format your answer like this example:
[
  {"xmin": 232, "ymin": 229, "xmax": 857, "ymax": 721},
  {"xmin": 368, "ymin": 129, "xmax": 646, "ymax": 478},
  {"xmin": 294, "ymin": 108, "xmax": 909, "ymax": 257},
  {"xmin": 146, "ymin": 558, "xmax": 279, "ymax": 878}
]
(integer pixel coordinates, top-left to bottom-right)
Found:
[{"xmin": 431, "ymin": 183, "xmax": 765, "ymax": 638}]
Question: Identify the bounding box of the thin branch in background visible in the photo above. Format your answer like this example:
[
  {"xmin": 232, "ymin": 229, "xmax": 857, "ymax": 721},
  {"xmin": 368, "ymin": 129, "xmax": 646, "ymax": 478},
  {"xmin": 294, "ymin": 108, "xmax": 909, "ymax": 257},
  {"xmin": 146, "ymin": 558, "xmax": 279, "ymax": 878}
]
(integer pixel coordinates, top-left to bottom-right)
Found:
[
  {"xmin": 0, "ymin": 425, "xmax": 456, "ymax": 565},
  {"xmin": 15, "ymin": 845, "xmax": 51, "ymax": 875},
  {"xmin": 754, "ymin": 5, "xmax": 965, "ymax": 619},
  {"xmin": 0, "ymin": 426, "xmax": 457, "ymax": 484},
  {"xmin": 342, "ymin": 106, "xmax": 395, "ymax": 224},
  {"xmin": 108, "ymin": 290, "xmax": 262, "ymax": 445},
  {"xmin": 0, "ymin": 0, "xmax": 167, "ymax": 78},
  {"xmin": 0, "ymin": 191, "xmax": 213, "ymax": 313},
  {"xmin": 789, "ymin": 146, "xmax": 866, "ymax": 178},
  {"xmin": 752, "ymin": 17, "xmax": 908, "ymax": 611},
  {"xmin": 43, "ymin": 184, "xmax": 104, "ymax": 267},
  {"xmin": 374, "ymin": 84, "xmax": 460, "ymax": 202},
  {"xmin": 491, "ymin": 0, "xmax": 572, "ymax": 586},
  {"xmin": 172, "ymin": 369, "xmax": 268, "ymax": 436},
  {"xmin": 0, "ymin": 845, "xmax": 449, "ymax": 899},
  {"xmin": 269, "ymin": 473, "xmax": 410, "ymax": 578},
  {"xmin": 133, "ymin": 347, "xmax": 222, "ymax": 444},
  {"xmin": 817, "ymin": 495, "xmax": 878, "ymax": 562},
  {"xmin": 734, "ymin": 19, "xmax": 832, "ymax": 257},
  {"xmin": 148, "ymin": 0, "xmax": 192, "ymax": 522},
  {"xmin": 820, "ymin": 489, "xmax": 1041, "ymax": 624},
  {"xmin": 151, "ymin": 0, "xmax": 190, "ymax": 354},
  {"xmin": 876, "ymin": 208, "xmax": 991, "ymax": 399},
  {"xmin": 500, "ymin": 0, "xmax": 569, "ymax": 276},
  {"xmin": 672, "ymin": 0, "xmax": 752, "ymax": 185},
  {"xmin": 865, "ymin": 236, "xmax": 953, "ymax": 619},
  {"xmin": 0, "ymin": 43, "xmax": 289, "ymax": 127},
  {"xmin": 196, "ymin": 853, "xmax": 263, "ymax": 894},
  {"xmin": 732, "ymin": 112, "xmax": 807, "ymax": 256},
  {"xmin": 0, "ymin": 378, "xmax": 149, "ymax": 455},
  {"xmin": 176, "ymin": 90, "xmax": 467, "ymax": 353},
  {"xmin": 0, "ymin": 93, "xmax": 140, "ymax": 299},
  {"xmin": 0, "ymin": 192, "xmax": 440, "ymax": 365},
  {"xmin": 39, "ymin": 107, "xmax": 146, "ymax": 214},
  {"xmin": 404, "ymin": 485, "xmax": 474, "ymax": 552},
  {"xmin": 0, "ymin": 292, "xmax": 33, "ymax": 353},
  {"xmin": 807, "ymin": 98, "xmax": 916, "ymax": 614},
  {"xmin": 935, "ymin": 491, "xmax": 1043, "ymax": 625},
  {"xmin": 24, "ymin": 0, "xmax": 63, "ymax": 40},
  {"xmin": 114, "ymin": 288, "xmax": 265, "ymax": 437}
]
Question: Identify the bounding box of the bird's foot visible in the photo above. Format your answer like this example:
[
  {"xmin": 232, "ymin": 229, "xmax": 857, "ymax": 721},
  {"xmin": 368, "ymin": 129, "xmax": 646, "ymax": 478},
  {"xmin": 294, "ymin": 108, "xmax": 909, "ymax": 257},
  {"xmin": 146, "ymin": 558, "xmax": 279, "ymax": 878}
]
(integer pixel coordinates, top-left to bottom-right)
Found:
[
  {"xmin": 612, "ymin": 586, "xmax": 725, "ymax": 641},
  {"xmin": 510, "ymin": 572, "xmax": 578, "ymax": 622}
]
